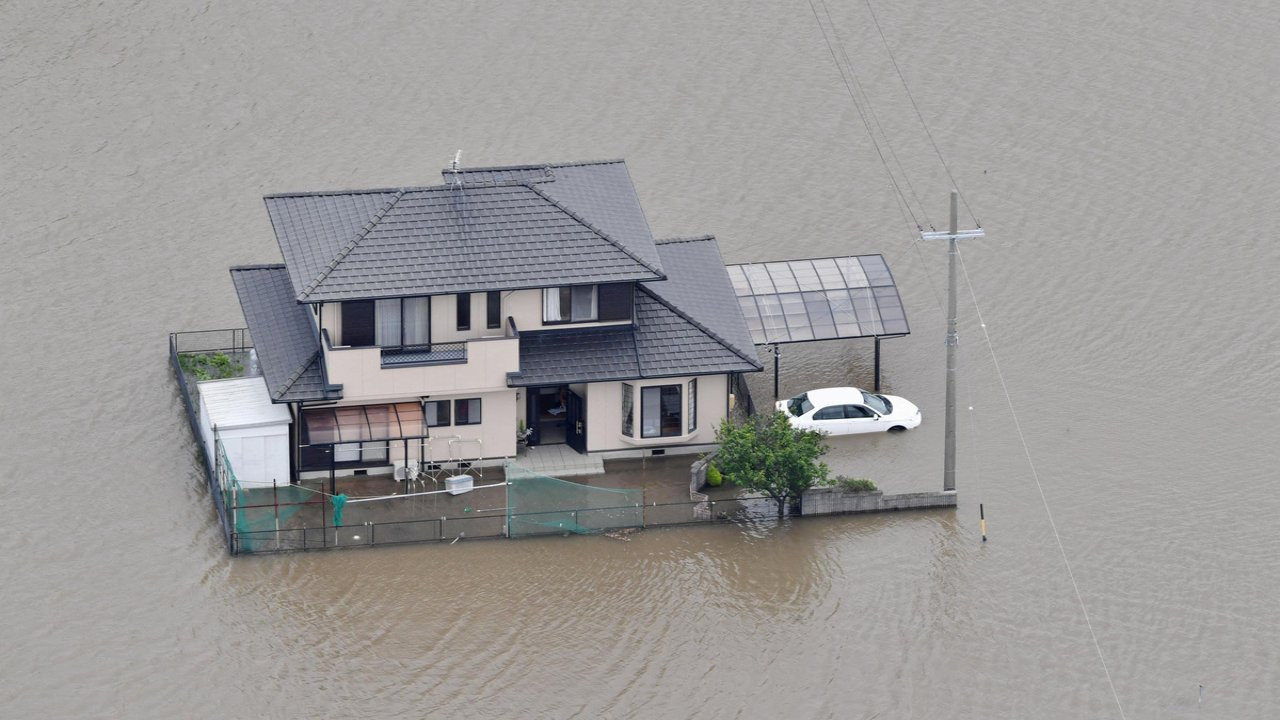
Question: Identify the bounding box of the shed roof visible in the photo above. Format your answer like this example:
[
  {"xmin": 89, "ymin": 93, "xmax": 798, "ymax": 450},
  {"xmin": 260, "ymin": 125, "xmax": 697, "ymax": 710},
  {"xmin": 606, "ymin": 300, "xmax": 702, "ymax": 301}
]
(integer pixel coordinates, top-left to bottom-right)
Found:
[{"xmin": 197, "ymin": 376, "xmax": 292, "ymax": 429}]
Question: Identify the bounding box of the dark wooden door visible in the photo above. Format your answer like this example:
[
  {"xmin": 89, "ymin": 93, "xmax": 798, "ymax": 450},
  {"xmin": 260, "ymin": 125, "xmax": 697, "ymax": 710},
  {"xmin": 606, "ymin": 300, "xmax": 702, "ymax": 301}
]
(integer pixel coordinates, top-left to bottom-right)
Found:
[{"xmin": 567, "ymin": 390, "xmax": 586, "ymax": 454}]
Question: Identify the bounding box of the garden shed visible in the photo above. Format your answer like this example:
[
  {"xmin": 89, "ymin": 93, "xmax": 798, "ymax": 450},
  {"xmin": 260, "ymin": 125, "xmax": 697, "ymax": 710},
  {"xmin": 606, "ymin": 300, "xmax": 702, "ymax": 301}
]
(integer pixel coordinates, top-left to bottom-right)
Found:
[{"xmin": 197, "ymin": 376, "xmax": 292, "ymax": 488}]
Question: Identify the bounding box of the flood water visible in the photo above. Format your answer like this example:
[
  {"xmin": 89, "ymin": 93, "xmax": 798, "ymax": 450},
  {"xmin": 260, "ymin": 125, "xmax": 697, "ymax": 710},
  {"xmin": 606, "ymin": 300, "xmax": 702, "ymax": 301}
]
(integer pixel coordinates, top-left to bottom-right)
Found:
[{"xmin": 3, "ymin": 1, "xmax": 1278, "ymax": 717}]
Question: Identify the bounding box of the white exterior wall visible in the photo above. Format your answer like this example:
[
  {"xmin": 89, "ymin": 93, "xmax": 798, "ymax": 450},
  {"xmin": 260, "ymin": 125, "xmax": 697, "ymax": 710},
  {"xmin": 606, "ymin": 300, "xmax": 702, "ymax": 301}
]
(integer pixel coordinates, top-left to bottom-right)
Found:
[
  {"xmin": 196, "ymin": 377, "xmax": 292, "ymax": 489},
  {"xmin": 320, "ymin": 289, "xmax": 633, "ymax": 346},
  {"xmin": 214, "ymin": 426, "xmax": 292, "ymax": 488},
  {"xmin": 323, "ymin": 335, "xmax": 519, "ymax": 403},
  {"xmin": 322, "ymin": 390, "xmax": 519, "ymax": 464},
  {"xmin": 429, "ymin": 293, "xmax": 511, "ymax": 343},
  {"xmin": 583, "ymin": 374, "xmax": 728, "ymax": 452}
]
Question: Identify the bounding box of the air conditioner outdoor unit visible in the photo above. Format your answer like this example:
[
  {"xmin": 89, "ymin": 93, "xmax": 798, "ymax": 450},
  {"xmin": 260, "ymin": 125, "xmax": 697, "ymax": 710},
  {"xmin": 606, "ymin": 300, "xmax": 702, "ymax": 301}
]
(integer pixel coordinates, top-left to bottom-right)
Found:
[{"xmin": 445, "ymin": 475, "xmax": 474, "ymax": 495}]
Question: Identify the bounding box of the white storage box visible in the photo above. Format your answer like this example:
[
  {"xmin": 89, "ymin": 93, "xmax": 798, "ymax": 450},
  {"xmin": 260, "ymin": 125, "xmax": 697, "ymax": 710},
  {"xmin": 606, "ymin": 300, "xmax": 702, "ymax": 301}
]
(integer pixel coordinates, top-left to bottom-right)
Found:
[{"xmin": 445, "ymin": 475, "xmax": 474, "ymax": 495}]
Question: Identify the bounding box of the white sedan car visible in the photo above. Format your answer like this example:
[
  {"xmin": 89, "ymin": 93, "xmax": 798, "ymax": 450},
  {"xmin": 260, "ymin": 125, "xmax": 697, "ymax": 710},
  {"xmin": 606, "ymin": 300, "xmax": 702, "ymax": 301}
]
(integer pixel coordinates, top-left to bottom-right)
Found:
[{"xmin": 776, "ymin": 387, "xmax": 922, "ymax": 435}]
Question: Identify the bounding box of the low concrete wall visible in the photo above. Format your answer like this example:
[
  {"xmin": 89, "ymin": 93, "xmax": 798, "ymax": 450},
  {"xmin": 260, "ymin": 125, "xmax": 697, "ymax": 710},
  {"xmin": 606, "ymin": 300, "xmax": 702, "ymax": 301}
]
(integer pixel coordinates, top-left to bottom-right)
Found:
[
  {"xmin": 688, "ymin": 450, "xmax": 718, "ymax": 497},
  {"xmin": 800, "ymin": 487, "xmax": 957, "ymax": 516}
]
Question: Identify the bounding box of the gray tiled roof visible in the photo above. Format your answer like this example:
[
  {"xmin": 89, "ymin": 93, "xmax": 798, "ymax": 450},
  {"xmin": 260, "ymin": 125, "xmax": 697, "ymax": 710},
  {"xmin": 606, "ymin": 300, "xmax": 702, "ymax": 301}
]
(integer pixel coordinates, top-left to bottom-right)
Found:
[
  {"xmin": 646, "ymin": 237, "xmax": 760, "ymax": 366},
  {"xmin": 265, "ymin": 160, "xmax": 664, "ymax": 302},
  {"xmin": 445, "ymin": 161, "xmax": 663, "ymax": 272},
  {"xmin": 230, "ymin": 265, "xmax": 338, "ymax": 402},
  {"xmin": 510, "ymin": 237, "xmax": 762, "ymax": 386},
  {"xmin": 511, "ymin": 325, "xmax": 640, "ymax": 386}
]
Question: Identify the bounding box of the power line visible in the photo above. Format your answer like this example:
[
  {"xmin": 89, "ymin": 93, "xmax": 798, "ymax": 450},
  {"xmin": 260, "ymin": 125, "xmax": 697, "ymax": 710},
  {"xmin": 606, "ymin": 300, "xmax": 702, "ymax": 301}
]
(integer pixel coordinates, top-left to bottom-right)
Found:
[
  {"xmin": 817, "ymin": 0, "xmax": 932, "ymax": 229},
  {"xmin": 805, "ymin": 0, "xmax": 922, "ymax": 235},
  {"xmin": 861, "ymin": 0, "xmax": 979, "ymax": 226},
  {"xmin": 955, "ymin": 245, "xmax": 1127, "ymax": 720}
]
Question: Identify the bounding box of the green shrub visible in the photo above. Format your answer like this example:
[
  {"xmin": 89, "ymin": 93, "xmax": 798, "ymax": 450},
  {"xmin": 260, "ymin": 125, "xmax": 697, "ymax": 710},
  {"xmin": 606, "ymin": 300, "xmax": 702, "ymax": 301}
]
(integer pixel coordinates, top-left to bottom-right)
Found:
[
  {"xmin": 705, "ymin": 464, "xmax": 723, "ymax": 487},
  {"xmin": 837, "ymin": 476, "xmax": 877, "ymax": 492},
  {"xmin": 179, "ymin": 352, "xmax": 244, "ymax": 381}
]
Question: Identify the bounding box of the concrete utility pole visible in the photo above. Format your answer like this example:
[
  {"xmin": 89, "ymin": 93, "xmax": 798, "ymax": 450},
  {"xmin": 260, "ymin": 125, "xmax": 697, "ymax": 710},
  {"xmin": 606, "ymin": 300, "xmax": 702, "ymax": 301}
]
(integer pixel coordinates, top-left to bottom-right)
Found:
[{"xmin": 922, "ymin": 191, "xmax": 984, "ymax": 492}]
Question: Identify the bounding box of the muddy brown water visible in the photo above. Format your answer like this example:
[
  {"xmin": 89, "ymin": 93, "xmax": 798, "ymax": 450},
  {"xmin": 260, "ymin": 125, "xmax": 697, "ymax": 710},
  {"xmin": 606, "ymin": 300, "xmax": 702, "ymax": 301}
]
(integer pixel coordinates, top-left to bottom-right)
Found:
[{"xmin": 2, "ymin": 1, "xmax": 1278, "ymax": 717}]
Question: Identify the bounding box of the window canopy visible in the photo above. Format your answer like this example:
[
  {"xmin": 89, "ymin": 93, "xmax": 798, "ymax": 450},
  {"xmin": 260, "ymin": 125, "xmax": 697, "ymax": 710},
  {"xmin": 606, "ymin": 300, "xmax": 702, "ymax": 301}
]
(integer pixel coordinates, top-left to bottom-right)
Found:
[{"xmin": 301, "ymin": 403, "xmax": 426, "ymax": 446}]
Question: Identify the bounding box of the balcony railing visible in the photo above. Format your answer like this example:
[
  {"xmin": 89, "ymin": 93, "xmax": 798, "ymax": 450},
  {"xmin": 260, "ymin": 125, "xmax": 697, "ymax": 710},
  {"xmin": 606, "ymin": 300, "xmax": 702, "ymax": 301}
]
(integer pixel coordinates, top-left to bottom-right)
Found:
[{"xmin": 380, "ymin": 342, "xmax": 467, "ymax": 367}]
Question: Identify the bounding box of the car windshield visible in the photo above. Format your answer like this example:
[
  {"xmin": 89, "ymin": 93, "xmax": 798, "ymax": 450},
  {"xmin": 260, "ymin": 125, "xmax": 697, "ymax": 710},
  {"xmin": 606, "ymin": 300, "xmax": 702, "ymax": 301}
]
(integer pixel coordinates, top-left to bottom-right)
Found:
[
  {"xmin": 787, "ymin": 393, "xmax": 813, "ymax": 417},
  {"xmin": 863, "ymin": 393, "xmax": 892, "ymax": 415}
]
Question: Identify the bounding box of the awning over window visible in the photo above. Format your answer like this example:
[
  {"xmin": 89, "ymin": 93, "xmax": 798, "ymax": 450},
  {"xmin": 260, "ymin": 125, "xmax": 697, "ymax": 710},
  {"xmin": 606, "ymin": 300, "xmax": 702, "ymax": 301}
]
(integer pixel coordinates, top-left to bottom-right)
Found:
[
  {"xmin": 724, "ymin": 255, "xmax": 909, "ymax": 344},
  {"xmin": 301, "ymin": 403, "xmax": 426, "ymax": 445}
]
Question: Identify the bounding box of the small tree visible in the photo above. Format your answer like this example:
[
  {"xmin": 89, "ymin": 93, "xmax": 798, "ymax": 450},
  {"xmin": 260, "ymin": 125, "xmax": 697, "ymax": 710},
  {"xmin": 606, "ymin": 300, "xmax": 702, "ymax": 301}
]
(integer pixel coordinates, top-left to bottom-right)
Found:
[{"xmin": 714, "ymin": 411, "xmax": 829, "ymax": 517}]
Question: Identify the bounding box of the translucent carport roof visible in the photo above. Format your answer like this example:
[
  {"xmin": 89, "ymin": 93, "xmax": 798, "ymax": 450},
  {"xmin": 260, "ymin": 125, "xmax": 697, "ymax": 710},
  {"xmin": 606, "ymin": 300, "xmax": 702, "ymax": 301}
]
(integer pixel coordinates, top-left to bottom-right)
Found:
[{"xmin": 724, "ymin": 255, "xmax": 909, "ymax": 344}]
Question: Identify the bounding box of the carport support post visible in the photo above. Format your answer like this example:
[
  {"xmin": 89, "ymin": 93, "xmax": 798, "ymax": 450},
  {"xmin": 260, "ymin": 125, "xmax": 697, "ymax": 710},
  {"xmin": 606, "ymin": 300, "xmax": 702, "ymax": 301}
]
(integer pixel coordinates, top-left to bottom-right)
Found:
[
  {"xmin": 772, "ymin": 343, "xmax": 780, "ymax": 402},
  {"xmin": 873, "ymin": 336, "xmax": 882, "ymax": 392}
]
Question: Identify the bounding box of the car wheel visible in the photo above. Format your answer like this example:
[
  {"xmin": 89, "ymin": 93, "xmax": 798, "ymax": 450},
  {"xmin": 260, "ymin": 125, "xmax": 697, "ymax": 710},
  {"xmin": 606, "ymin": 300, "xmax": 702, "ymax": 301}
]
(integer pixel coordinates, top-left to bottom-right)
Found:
[{"xmin": 888, "ymin": 425, "xmax": 907, "ymax": 433}]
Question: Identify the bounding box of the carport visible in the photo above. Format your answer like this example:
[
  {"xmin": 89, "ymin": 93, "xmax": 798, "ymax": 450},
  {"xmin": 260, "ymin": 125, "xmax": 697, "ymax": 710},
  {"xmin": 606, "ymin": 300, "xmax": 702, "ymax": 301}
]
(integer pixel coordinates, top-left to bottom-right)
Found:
[{"xmin": 724, "ymin": 254, "xmax": 910, "ymax": 400}]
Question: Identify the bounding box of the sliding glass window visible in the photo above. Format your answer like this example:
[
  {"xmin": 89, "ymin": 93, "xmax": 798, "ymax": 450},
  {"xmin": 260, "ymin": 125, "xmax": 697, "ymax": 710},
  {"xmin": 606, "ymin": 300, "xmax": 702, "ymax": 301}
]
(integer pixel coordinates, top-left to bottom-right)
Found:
[
  {"xmin": 641, "ymin": 385, "xmax": 682, "ymax": 438},
  {"xmin": 369, "ymin": 297, "xmax": 430, "ymax": 348},
  {"xmin": 543, "ymin": 286, "xmax": 598, "ymax": 324}
]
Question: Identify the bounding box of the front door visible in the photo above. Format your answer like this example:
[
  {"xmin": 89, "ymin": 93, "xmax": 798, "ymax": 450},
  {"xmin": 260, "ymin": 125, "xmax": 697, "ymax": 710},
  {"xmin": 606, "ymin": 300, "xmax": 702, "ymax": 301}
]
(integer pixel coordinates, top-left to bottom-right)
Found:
[
  {"xmin": 528, "ymin": 385, "xmax": 570, "ymax": 446},
  {"xmin": 566, "ymin": 390, "xmax": 587, "ymax": 454}
]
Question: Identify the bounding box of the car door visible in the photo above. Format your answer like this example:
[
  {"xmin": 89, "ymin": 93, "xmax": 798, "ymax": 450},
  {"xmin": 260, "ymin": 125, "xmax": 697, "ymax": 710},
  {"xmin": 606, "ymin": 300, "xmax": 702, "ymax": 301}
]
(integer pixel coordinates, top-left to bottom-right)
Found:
[
  {"xmin": 842, "ymin": 404, "xmax": 881, "ymax": 433},
  {"xmin": 810, "ymin": 405, "xmax": 848, "ymax": 434}
]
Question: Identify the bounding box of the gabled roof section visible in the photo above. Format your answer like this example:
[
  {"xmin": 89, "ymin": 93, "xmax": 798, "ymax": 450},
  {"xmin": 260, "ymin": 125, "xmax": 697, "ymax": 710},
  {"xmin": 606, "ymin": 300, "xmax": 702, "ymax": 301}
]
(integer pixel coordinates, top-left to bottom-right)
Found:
[
  {"xmin": 631, "ymin": 291, "xmax": 762, "ymax": 375},
  {"xmin": 643, "ymin": 237, "xmax": 761, "ymax": 366},
  {"xmin": 265, "ymin": 160, "xmax": 666, "ymax": 302},
  {"xmin": 230, "ymin": 265, "xmax": 339, "ymax": 402},
  {"xmin": 509, "ymin": 236, "xmax": 761, "ymax": 387}
]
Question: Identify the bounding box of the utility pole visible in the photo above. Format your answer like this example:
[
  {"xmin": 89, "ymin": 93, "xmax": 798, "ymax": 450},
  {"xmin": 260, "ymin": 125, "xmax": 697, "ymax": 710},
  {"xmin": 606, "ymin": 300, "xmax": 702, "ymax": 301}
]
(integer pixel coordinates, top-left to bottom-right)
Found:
[{"xmin": 922, "ymin": 191, "xmax": 983, "ymax": 492}]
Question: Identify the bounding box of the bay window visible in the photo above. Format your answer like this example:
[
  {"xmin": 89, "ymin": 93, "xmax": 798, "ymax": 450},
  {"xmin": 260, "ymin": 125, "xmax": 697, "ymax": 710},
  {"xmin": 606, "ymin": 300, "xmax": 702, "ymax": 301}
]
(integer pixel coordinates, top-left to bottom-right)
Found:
[
  {"xmin": 641, "ymin": 385, "xmax": 682, "ymax": 438},
  {"xmin": 688, "ymin": 378, "xmax": 697, "ymax": 432},
  {"xmin": 621, "ymin": 383, "xmax": 634, "ymax": 436}
]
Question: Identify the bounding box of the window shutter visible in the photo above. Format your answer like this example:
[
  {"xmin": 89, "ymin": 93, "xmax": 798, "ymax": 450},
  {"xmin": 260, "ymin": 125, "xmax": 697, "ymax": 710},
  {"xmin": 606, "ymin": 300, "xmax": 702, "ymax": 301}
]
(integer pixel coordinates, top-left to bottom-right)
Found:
[
  {"xmin": 598, "ymin": 283, "xmax": 633, "ymax": 321},
  {"xmin": 340, "ymin": 300, "xmax": 375, "ymax": 347}
]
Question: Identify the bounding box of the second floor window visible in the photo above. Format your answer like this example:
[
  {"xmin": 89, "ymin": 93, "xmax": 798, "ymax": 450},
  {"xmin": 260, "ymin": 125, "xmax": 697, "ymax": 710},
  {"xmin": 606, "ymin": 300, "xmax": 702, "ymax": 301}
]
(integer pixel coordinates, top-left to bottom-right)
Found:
[
  {"xmin": 456, "ymin": 293, "xmax": 471, "ymax": 331},
  {"xmin": 542, "ymin": 283, "xmax": 632, "ymax": 324},
  {"xmin": 342, "ymin": 298, "xmax": 429, "ymax": 347},
  {"xmin": 544, "ymin": 286, "xmax": 597, "ymax": 324},
  {"xmin": 486, "ymin": 291, "xmax": 502, "ymax": 329}
]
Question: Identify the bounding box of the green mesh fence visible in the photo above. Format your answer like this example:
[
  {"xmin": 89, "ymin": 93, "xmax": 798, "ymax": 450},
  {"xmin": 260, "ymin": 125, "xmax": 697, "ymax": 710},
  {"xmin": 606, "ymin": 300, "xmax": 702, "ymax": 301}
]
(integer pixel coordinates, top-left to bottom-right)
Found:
[
  {"xmin": 217, "ymin": 438, "xmax": 312, "ymax": 553},
  {"xmin": 505, "ymin": 462, "xmax": 643, "ymax": 537}
]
